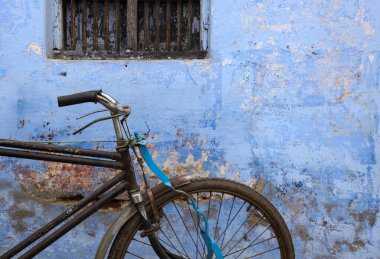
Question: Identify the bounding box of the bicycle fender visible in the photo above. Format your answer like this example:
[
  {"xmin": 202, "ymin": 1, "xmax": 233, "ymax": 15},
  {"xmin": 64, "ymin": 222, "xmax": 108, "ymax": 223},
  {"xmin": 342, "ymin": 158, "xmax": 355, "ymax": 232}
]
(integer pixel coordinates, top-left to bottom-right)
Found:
[{"xmin": 95, "ymin": 175, "xmax": 191, "ymax": 259}]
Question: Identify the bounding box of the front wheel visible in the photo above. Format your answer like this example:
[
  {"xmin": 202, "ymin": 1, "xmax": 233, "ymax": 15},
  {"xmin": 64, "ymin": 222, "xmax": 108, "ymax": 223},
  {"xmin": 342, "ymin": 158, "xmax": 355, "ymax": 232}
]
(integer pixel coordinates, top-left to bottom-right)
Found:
[{"xmin": 109, "ymin": 177, "xmax": 294, "ymax": 259}]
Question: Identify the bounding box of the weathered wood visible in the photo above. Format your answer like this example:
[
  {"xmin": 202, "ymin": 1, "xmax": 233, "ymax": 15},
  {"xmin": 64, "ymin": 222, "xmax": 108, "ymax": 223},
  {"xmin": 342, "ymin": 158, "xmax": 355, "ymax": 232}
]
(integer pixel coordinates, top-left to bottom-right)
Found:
[
  {"xmin": 71, "ymin": 0, "xmax": 76, "ymax": 50},
  {"xmin": 188, "ymin": 0, "xmax": 193, "ymax": 50},
  {"xmin": 115, "ymin": 0, "xmax": 120, "ymax": 51},
  {"xmin": 62, "ymin": 0, "xmax": 67, "ymax": 50},
  {"xmin": 104, "ymin": 0, "xmax": 110, "ymax": 50},
  {"xmin": 93, "ymin": 0, "xmax": 99, "ymax": 50},
  {"xmin": 82, "ymin": 0, "xmax": 87, "ymax": 51},
  {"xmin": 165, "ymin": 0, "xmax": 171, "ymax": 51},
  {"xmin": 53, "ymin": 49, "xmax": 207, "ymax": 60},
  {"xmin": 176, "ymin": 0, "xmax": 182, "ymax": 51},
  {"xmin": 144, "ymin": 0, "xmax": 149, "ymax": 49},
  {"xmin": 154, "ymin": 0, "xmax": 160, "ymax": 50},
  {"xmin": 126, "ymin": 0, "xmax": 138, "ymax": 50}
]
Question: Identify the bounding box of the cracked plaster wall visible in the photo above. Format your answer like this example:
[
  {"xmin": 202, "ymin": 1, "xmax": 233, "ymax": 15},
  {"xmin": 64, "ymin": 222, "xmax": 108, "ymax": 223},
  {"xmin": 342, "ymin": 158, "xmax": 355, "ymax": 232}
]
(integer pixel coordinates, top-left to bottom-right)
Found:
[{"xmin": 0, "ymin": 0, "xmax": 379, "ymax": 257}]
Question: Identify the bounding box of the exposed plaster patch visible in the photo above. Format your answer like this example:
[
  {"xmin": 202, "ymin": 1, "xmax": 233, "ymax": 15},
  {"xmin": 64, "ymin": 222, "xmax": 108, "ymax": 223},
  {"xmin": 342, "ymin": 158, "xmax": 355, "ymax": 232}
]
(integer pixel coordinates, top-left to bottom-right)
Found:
[
  {"xmin": 335, "ymin": 91, "xmax": 352, "ymax": 102},
  {"xmin": 267, "ymin": 36, "xmax": 277, "ymax": 46},
  {"xmin": 368, "ymin": 54, "xmax": 375, "ymax": 64},
  {"xmin": 16, "ymin": 163, "xmax": 119, "ymax": 199},
  {"xmin": 222, "ymin": 59, "xmax": 232, "ymax": 67},
  {"xmin": 258, "ymin": 24, "xmax": 292, "ymax": 33},
  {"xmin": 28, "ymin": 43, "xmax": 42, "ymax": 55}
]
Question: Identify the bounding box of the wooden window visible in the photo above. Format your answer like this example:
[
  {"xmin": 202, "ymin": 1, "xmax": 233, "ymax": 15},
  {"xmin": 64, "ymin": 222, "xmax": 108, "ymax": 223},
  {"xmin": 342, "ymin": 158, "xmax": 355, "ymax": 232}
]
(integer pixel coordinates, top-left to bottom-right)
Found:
[{"xmin": 51, "ymin": 0, "xmax": 208, "ymax": 59}]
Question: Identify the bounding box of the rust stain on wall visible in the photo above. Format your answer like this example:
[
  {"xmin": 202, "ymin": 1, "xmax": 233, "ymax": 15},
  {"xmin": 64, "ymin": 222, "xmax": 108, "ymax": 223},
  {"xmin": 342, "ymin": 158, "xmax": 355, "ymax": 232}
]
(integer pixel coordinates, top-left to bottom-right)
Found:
[{"xmin": 16, "ymin": 162, "xmax": 119, "ymax": 199}]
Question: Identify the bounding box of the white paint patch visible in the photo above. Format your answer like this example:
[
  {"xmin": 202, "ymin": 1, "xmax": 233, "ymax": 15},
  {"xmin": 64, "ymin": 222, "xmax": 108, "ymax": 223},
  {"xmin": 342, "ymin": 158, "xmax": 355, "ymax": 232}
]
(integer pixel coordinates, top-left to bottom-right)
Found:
[
  {"xmin": 255, "ymin": 42, "xmax": 263, "ymax": 50},
  {"xmin": 28, "ymin": 43, "xmax": 42, "ymax": 55},
  {"xmin": 267, "ymin": 36, "xmax": 276, "ymax": 45},
  {"xmin": 368, "ymin": 54, "xmax": 375, "ymax": 64},
  {"xmin": 259, "ymin": 24, "xmax": 292, "ymax": 33},
  {"xmin": 222, "ymin": 59, "xmax": 232, "ymax": 67}
]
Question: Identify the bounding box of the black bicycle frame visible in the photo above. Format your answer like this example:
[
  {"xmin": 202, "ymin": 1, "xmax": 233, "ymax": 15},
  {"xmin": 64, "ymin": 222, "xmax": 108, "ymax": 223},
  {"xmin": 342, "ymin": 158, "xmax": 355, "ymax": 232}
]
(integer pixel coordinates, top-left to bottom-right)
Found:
[{"xmin": 0, "ymin": 139, "xmax": 139, "ymax": 258}]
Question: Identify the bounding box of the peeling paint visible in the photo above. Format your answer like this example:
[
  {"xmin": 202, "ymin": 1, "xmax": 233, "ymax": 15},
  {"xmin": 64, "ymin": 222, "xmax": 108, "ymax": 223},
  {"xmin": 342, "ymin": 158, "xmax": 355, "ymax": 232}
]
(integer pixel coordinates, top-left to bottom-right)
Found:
[
  {"xmin": 1, "ymin": 0, "xmax": 380, "ymax": 257},
  {"xmin": 28, "ymin": 43, "xmax": 42, "ymax": 55}
]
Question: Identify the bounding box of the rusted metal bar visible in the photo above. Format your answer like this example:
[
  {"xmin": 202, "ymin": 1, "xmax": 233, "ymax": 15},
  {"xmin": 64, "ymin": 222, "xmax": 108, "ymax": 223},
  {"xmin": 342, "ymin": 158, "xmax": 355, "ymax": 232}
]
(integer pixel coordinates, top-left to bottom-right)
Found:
[
  {"xmin": 144, "ymin": 0, "xmax": 149, "ymax": 49},
  {"xmin": 104, "ymin": 0, "xmax": 110, "ymax": 50},
  {"xmin": 176, "ymin": 0, "xmax": 182, "ymax": 50},
  {"xmin": 0, "ymin": 170, "xmax": 129, "ymax": 258},
  {"xmin": 71, "ymin": 0, "xmax": 76, "ymax": 50},
  {"xmin": 165, "ymin": 0, "xmax": 171, "ymax": 51},
  {"xmin": 0, "ymin": 139, "xmax": 122, "ymax": 160},
  {"xmin": 18, "ymin": 180, "xmax": 130, "ymax": 259},
  {"xmin": 115, "ymin": 0, "xmax": 121, "ymax": 51},
  {"xmin": 93, "ymin": 0, "xmax": 99, "ymax": 50},
  {"xmin": 188, "ymin": 0, "xmax": 193, "ymax": 50},
  {"xmin": 126, "ymin": 0, "xmax": 138, "ymax": 50},
  {"xmin": 0, "ymin": 148, "xmax": 124, "ymax": 170},
  {"xmin": 154, "ymin": 0, "xmax": 160, "ymax": 51},
  {"xmin": 82, "ymin": 0, "xmax": 87, "ymax": 51},
  {"xmin": 62, "ymin": 0, "xmax": 67, "ymax": 50}
]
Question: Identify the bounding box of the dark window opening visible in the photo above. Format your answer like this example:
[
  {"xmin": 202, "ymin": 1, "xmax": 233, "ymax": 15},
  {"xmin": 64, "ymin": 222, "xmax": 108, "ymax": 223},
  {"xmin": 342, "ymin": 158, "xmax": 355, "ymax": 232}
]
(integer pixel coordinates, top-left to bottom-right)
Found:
[{"xmin": 53, "ymin": 0, "xmax": 207, "ymax": 60}]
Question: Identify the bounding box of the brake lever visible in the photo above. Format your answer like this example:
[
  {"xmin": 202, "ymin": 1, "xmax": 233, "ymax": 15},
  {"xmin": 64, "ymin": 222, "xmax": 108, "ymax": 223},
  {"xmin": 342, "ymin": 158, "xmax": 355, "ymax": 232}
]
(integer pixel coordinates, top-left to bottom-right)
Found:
[
  {"xmin": 76, "ymin": 109, "xmax": 108, "ymax": 120},
  {"xmin": 73, "ymin": 114, "xmax": 120, "ymax": 135}
]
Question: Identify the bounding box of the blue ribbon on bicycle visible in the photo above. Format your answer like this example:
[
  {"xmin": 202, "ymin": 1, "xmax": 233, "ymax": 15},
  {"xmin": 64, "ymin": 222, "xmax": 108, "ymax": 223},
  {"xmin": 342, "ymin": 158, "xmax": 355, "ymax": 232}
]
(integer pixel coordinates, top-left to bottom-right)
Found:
[{"xmin": 135, "ymin": 133, "xmax": 224, "ymax": 259}]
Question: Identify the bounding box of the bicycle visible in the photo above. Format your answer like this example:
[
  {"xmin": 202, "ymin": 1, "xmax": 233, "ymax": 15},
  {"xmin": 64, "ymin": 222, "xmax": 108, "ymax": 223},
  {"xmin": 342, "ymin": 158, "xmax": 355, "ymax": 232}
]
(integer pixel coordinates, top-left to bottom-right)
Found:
[{"xmin": 0, "ymin": 90, "xmax": 294, "ymax": 258}]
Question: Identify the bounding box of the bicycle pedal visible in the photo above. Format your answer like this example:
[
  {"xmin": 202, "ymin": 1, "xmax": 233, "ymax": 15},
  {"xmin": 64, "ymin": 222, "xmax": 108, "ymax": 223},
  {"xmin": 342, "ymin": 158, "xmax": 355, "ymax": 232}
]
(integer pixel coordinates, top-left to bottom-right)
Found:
[{"xmin": 140, "ymin": 223, "xmax": 160, "ymax": 238}]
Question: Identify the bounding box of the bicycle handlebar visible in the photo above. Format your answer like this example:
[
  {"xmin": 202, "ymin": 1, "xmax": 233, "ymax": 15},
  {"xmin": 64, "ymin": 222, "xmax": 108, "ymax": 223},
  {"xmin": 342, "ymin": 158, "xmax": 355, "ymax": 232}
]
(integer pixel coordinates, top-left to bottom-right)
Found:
[
  {"xmin": 57, "ymin": 90, "xmax": 129, "ymax": 116},
  {"xmin": 57, "ymin": 90, "xmax": 130, "ymax": 140},
  {"xmin": 57, "ymin": 90, "xmax": 102, "ymax": 107}
]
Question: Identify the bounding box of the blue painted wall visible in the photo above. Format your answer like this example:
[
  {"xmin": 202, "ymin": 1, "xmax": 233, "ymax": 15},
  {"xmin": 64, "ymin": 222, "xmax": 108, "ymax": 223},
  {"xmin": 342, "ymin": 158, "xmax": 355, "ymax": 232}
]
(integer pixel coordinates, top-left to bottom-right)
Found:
[{"xmin": 1, "ymin": 0, "xmax": 379, "ymax": 257}]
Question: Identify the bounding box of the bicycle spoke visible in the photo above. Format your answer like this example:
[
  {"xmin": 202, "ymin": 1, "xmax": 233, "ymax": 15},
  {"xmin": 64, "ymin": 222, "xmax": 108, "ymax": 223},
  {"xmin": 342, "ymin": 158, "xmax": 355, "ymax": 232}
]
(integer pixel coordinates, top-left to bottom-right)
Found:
[
  {"xmin": 173, "ymin": 201, "xmax": 203, "ymax": 258},
  {"xmin": 220, "ymin": 196, "xmax": 236, "ymax": 248},
  {"xmin": 225, "ymin": 236, "xmax": 276, "ymax": 257},
  {"xmin": 213, "ymin": 192, "xmax": 224, "ymax": 240},
  {"xmin": 163, "ymin": 211, "xmax": 191, "ymax": 258},
  {"xmin": 159, "ymin": 227, "xmax": 187, "ymax": 257},
  {"xmin": 201, "ymin": 191, "xmax": 212, "ymax": 259},
  {"xmin": 233, "ymin": 226, "xmax": 271, "ymax": 258},
  {"xmin": 244, "ymin": 246, "xmax": 280, "ymax": 258},
  {"xmin": 132, "ymin": 238, "xmax": 152, "ymax": 247},
  {"xmin": 186, "ymin": 196, "xmax": 202, "ymax": 259},
  {"xmin": 216, "ymin": 200, "xmax": 247, "ymax": 245},
  {"xmin": 196, "ymin": 193, "xmax": 200, "ymax": 259},
  {"xmin": 126, "ymin": 251, "xmax": 145, "ymax": 259},
  {"xmin": 221, "ymin": 208, "xmax": 259, "ymax": 251},
  {"xmin": 223, "ymin": 215, "xmax": 264, "ymax": 255}
]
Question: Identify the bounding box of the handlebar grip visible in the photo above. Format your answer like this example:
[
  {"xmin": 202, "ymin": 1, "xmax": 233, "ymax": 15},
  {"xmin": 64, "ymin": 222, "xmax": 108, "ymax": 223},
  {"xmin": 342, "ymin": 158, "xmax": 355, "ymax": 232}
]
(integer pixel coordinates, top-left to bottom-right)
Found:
[{"xmin": 57, "ymin": 90, "xmax": 102, "ymax": 107}]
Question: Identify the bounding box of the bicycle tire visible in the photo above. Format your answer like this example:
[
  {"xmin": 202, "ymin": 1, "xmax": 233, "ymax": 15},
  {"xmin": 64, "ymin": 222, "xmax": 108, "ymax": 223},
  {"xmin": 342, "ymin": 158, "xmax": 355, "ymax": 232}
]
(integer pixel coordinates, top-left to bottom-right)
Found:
[{"xmin": 108, "ymin": 177, "xmax": 294, "ymax": 259}]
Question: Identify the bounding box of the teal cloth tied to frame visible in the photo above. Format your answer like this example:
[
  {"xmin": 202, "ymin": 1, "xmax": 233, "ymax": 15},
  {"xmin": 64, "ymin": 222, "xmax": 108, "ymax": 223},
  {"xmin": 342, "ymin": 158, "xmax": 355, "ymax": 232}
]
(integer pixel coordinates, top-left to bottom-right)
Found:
[{"xmin": 134, "ymin": 132, "xmax": 223, "ymax": 259}]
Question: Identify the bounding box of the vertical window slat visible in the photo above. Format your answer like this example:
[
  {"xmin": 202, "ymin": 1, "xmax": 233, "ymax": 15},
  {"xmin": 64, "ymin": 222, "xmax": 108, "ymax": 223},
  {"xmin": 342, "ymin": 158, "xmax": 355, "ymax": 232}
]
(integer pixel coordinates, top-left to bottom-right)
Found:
[
  {"xmin": 126, "ymin": 0, "xmax": 138, "ymax": 50},
  {"xmin": 154, "ymin": 0, "xmax": 160, "ymax": 51},
  {"xmin": 188, "ymin": 0, "xmax": 193, "ymax": 50},
  {"xmin": 93, "ymin": 0, "xmax": 99, "ymax": 50},
  {"xmin": 62, "ymin": 0, "xmax": 67, "ymax": 50},
  {"xmin": 115, "ymin": 0, "xmax": 121, "ymax": 51},
  {"xmin": 104, "ymin": 0, "xmax": 110, "ymax": 50},
  {"xmin": 144, "ymin": 0, "xmax": 149, "ymax": 50},
  {"xmin": 82, "ymin": 0, "xmax": 87, "ymax": 51},
  {"xmin": 176, "ymin": 0, "xmax": 182, "ymax": 51},
  {"xmin": 165, "ymin": 0, "xmax": 171, "ymax": 51},
  {"xmin": 71, "ymin": 0, "xmax": 76, "ymax": 50}
]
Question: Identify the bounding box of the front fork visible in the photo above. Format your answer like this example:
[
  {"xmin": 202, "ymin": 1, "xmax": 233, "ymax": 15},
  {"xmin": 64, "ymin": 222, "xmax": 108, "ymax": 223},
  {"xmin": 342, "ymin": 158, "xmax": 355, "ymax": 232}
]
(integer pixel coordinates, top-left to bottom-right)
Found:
[
  {"xmin": 119, "ymin": 145, "xmax": 171, "ymax": 259},
  {"xmin": 129, "ymin": 188, "xmax": 173, "ymax": 259}
]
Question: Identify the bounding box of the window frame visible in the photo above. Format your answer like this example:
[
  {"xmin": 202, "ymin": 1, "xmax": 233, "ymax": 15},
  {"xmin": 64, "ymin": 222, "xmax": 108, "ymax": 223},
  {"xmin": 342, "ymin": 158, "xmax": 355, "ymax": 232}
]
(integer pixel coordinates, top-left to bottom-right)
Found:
[{"xmin": 46, "ymin": 0, "xmax": 210, "ymax": 60}]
